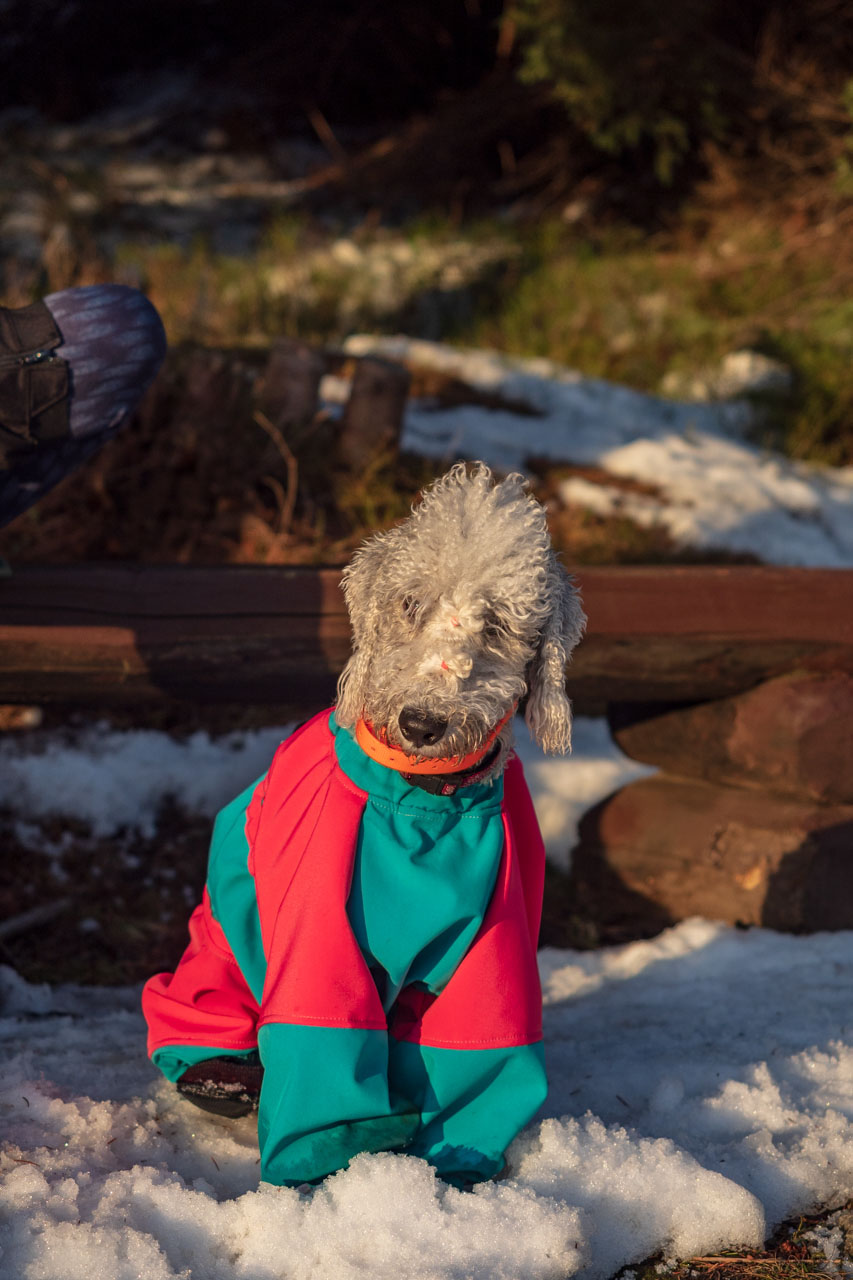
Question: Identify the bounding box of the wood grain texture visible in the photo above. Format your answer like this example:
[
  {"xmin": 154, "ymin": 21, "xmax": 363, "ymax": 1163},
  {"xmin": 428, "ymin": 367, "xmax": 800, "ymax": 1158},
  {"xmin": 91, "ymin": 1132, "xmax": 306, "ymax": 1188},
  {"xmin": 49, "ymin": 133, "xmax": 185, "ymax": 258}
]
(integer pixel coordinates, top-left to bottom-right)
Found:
[{"xmin": 1, "ymin": 564, "xmax": 851, "ymax": 704}]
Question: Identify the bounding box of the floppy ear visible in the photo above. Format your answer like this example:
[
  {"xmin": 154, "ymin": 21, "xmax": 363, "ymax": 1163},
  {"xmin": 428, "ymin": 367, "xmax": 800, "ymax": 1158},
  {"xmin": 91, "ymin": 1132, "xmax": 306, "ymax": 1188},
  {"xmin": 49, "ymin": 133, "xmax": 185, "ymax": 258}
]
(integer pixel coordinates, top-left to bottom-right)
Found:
[
  {"xmin": 334, "ymin": 535, "xmax": 386, "ymax": 727},
  {"xmin": 525, "ymin": 556, "xmax": 586, "ymax": 754}
]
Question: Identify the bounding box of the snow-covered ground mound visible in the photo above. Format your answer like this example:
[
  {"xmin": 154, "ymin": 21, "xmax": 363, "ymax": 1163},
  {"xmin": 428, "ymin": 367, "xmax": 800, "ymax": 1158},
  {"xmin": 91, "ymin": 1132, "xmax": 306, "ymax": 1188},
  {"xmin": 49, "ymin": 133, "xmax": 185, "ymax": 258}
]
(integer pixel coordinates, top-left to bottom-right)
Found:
[
  {"xmin": 0, "ymin": 723, "xmax": 293, "ymax": 841},
  {"xmin": 338, "ymin": 336, "xmax": 853, "ymax": 567},
  {"xmin": 2, "ymin": 719, "xmax": 853, "ymax": 1278},
  {"xmin": 4, "ymin": 921, "xmax": 853, "ymax": 1279}
]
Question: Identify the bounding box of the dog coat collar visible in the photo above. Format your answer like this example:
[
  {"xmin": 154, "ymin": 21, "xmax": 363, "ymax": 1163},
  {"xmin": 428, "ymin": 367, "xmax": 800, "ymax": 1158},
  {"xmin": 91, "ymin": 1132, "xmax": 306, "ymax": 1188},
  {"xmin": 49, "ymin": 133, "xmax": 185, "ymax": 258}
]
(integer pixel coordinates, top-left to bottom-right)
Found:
[{"xmin": 355, "ymin": 704, "xmax": 516, "ymax": 776}]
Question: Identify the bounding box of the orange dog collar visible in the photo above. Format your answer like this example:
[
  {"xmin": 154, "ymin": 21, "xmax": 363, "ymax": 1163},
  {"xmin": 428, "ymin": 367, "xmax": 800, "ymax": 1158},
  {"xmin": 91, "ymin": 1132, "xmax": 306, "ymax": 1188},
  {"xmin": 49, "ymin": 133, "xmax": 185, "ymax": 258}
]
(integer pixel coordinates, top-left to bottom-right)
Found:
[{"xmin": 355, "ymin": 704, "xmax": 516, "ymax": 775}]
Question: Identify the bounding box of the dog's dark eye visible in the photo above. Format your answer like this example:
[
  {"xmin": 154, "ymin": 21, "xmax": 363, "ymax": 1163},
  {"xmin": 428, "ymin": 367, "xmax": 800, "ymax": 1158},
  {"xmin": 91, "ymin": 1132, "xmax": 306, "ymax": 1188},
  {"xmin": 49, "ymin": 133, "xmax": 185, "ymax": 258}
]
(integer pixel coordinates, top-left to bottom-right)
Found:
[
  {"xmin": 483, "ymin": 608, "xmax": 508, "ymax": 643},
  {"xmin": 402, "ymin": 595, "xmax": 419, "ymax": 620}
]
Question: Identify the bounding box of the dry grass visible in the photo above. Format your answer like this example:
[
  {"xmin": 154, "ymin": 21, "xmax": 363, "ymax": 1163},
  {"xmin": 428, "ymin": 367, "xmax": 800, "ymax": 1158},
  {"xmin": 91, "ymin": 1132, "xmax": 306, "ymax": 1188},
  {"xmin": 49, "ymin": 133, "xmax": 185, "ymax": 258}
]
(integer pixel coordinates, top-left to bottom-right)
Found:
[{"xmin": 630, "ymin": 1205, "xmax": 853, "ymax": 1280}]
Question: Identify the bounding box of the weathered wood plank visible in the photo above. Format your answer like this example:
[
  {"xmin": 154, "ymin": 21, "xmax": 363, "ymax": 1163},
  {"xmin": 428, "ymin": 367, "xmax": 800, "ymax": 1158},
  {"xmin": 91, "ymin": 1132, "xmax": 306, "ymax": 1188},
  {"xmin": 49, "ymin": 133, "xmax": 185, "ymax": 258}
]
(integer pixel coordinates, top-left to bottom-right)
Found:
[{"xmin": 1, "ymin": 564, "xmax": 851, "ymax": 704}]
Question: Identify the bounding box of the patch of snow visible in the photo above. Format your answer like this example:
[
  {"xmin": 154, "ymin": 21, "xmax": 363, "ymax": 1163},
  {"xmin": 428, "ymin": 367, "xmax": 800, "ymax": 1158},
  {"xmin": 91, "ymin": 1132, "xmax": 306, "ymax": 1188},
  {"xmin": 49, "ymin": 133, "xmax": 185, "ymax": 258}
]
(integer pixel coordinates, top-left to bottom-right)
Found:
[
  {"xmin": 5, "ymin": 919, "xmax": 853, "ymax": 1277},
  {"xmin": 660, "ymin": 350, "xmax": 793, "ymax": 402},
  {"xmin": 319, "ymin": 372, "xmax": 354, "ymax": 405},
  {"xmin": 341, "ymin": 335, "xmax": 853, "ymax": 567},
  {"xmin": 576, "ymin": 433, "xmax": 853, "ymax": 566},
  {"xmin": 0, "ymin": 724, "xmax": 293, "ymax": 838},
  {"xmin": 0, "ymin": 716, "xmax": 645, "ymax": 872},
  {"xmin": 344, "ymin": 333, "xmax": 753, "ymax": 450}
]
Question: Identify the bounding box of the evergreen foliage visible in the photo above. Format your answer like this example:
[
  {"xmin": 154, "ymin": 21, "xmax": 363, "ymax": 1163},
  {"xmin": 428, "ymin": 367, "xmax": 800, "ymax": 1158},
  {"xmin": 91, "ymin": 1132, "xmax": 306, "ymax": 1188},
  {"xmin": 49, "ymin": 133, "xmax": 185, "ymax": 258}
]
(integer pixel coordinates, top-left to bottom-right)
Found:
[{"xmin": 512, "ymin": 0, "xmax": 729, "ymax": 183}]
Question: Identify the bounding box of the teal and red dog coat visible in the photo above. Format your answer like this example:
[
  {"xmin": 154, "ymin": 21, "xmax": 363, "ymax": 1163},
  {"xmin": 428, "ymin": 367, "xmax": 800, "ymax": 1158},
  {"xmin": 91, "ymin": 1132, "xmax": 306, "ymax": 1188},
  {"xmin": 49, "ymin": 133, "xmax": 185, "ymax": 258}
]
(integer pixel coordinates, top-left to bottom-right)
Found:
[{"xmin": 143, "ymin": 709, "xmax": 547, "ymax": 1188}]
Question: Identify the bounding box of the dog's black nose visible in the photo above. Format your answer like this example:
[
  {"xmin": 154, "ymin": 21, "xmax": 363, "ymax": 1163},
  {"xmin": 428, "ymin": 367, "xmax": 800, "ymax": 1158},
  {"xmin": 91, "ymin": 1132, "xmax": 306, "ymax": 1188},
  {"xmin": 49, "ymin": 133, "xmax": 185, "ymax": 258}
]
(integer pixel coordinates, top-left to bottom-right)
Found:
[{"xmin": 398, "ymin": 707, "xmax": 448, "ymax": 748}]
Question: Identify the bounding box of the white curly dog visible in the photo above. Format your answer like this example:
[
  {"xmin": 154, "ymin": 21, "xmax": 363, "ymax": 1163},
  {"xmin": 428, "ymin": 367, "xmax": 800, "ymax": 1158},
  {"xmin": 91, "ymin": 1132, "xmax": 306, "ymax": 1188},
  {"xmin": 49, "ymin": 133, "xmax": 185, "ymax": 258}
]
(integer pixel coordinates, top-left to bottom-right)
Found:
[
  {"xmin": 144, "ymin": 460, "xmax": 587, "ymax": 1191},
  {"xmin": 336, "ymin": 460, "xmax": 586, "ymax": 779}
]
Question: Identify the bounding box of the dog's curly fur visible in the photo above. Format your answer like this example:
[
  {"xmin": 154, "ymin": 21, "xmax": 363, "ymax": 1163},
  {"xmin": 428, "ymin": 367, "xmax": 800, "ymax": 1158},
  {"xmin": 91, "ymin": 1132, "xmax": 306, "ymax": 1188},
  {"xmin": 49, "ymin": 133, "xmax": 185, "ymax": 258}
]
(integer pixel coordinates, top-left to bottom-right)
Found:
[{"xmin": 335, "ymin": 462, "xmax": 586, "ymax": 777}]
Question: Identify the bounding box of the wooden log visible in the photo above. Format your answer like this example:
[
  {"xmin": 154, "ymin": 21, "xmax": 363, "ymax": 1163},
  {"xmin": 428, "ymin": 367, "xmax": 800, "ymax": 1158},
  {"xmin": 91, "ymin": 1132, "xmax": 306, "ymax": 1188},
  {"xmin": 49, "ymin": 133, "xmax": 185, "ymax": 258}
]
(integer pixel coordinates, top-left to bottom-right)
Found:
[
  {"xmin": 173, "ymin": 349, "xmax": 254, "ymax": 433},
  {"xmin": 0, "ymin": 565, "xmax": 851, "ymax": 705},
  {"xmin": 569, "ymin": 564, "xmax": 853, "ymax": 701},
  {"xmin": 569, "ymin": 774, "xmax": 853, "ymax": 937},
  {"xmin": 610, "ymin": 672, "xmax": 853, "ymax": 804},
  {"xmin": 0, "ymin": 565, "xmax": 350, "ymax": 704}
]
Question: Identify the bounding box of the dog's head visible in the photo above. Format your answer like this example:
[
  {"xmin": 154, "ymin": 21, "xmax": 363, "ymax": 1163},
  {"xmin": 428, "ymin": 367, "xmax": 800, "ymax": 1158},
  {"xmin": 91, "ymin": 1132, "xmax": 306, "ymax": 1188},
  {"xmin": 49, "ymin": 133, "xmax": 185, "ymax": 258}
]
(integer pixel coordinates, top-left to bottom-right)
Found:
[{"xmin": 335, "ymin": 463, "xmax": 586, "ymax": 771}]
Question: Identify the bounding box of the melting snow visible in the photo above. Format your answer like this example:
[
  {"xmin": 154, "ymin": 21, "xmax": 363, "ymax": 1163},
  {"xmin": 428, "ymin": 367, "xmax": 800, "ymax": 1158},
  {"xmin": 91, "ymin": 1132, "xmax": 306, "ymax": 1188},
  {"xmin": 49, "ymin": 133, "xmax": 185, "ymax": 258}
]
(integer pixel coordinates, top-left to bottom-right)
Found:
[{"xmin": 339, "ymin": 336, "xmax": 853, "ymax": 567}]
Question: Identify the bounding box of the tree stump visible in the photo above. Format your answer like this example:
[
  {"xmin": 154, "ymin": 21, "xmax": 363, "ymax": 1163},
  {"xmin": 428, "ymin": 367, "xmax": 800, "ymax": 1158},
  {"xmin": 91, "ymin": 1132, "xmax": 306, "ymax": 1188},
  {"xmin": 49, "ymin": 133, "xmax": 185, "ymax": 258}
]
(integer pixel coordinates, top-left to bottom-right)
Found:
[
  {"xmin": 338, "ymin": 356, "xmax": 410, "ymax": 469},
  {"xmin": 176, "ymin": 348, "xmax": 253, "ymax": 434},
  {"xmin": 257, "ymin": 338, "xmax": 325, "ymax": 429}
]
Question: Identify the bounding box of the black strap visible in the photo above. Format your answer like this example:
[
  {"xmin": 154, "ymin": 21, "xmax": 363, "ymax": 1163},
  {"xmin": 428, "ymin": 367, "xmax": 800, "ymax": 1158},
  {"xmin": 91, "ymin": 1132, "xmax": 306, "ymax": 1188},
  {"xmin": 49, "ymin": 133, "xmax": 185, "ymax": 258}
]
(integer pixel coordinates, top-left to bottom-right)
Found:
[
  {"xmin": 402, "ymin": 741, "xmax": 503, "ymax": 795},
  {"xmin": 0, "ymin": 301, "xmax": 70, "ymax": 464}
]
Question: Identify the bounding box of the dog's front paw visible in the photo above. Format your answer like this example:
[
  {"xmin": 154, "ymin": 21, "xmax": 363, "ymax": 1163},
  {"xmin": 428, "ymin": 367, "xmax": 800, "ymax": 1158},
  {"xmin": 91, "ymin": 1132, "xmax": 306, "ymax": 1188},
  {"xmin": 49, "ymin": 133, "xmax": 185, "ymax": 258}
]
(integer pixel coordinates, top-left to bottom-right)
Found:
[{"xmin": 176, "ymin": 1056, "xmax": 263, "ymax": 1119}]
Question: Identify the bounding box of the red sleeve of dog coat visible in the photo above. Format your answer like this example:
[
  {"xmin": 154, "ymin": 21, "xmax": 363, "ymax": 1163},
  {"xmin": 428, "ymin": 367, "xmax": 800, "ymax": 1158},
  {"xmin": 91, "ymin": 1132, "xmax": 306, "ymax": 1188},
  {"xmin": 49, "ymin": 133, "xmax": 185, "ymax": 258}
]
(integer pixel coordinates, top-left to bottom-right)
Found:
[
  {"xmin": 142, "ymin": 887, "xmax": 261, "ymax": 1056},
  {"xmin": 252, "ymin": 714, "xmax": 388, "ymax": 1032},
  {"xmin": 502, "ymin": 753, "xmax": 547, "ymax": 949}
]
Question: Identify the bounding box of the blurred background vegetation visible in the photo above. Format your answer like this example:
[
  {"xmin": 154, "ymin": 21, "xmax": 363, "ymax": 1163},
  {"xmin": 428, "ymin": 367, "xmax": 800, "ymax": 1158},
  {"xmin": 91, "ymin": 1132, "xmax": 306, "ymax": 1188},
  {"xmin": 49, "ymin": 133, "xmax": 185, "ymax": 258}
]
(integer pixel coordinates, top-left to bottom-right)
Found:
[{"xmin": 1, "ymin": 0, "xmax": 852, "ymax": 565}]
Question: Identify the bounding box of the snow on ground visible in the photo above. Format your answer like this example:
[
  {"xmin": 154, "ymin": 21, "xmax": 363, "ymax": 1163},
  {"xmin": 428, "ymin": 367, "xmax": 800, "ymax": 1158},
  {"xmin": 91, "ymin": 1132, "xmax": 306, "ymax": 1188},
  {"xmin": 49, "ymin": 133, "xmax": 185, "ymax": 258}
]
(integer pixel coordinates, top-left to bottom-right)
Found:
[
  {"xmin": 0, "ymin": 723, "xmax": 292, "ymax": 840},
  {"xmin": 2, "ymin": 720, "xmax": 853, "ymax": 1278},
  {"xmin": 4, "ymin": 923, "xmax": 853, "ymax": 1279},
  {"xmin": 0, "ymin": 716, "xmax": 647, "ymax": 869},
  {"xmin": 338, "ymin": 335, "xmax": 853, "ymax": 567}
]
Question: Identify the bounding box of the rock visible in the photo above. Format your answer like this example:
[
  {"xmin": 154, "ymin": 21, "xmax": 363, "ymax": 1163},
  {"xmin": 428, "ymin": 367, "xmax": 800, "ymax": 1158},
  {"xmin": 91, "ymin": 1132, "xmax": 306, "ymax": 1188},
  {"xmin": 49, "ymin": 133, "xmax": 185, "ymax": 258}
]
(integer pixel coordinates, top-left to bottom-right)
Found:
[
  {"xmin": 569, "ymin": 775, "xmax": 853, "ymax": 938},
  {"xmin": 609, "ymin": 672, "xmax": 853, "ymax": 804}
]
